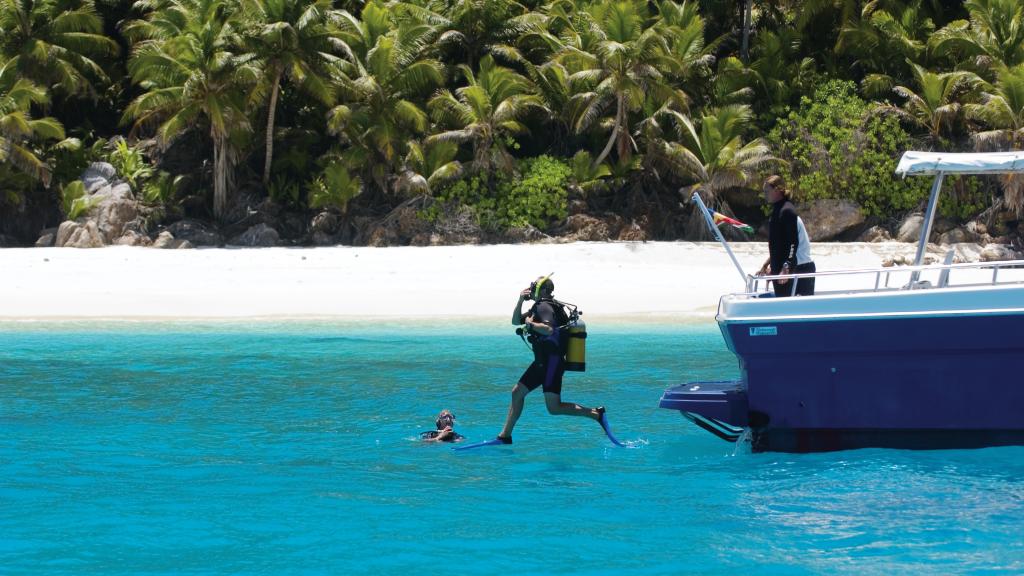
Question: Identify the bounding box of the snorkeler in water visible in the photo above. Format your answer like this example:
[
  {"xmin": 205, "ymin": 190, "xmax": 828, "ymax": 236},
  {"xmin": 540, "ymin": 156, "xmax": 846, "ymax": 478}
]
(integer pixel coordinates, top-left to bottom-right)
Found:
[{"xmin": 421, "ymin": 409, "xmax": 464, "ymax": 443}]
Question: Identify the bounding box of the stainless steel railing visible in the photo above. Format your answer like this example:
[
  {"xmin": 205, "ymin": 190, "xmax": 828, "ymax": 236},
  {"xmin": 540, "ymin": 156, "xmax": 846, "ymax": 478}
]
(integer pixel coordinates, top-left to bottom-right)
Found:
[{"xmin": 743, "ymin": 258, "xmax": 1024, "ymax": 297}]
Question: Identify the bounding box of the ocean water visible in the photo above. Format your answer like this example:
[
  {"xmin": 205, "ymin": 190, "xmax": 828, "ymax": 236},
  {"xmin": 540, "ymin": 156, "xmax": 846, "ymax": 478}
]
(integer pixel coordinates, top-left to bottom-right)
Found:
[{"xmin": 1, "ymin": 321, "xmax": 1022, "ymax": 575}]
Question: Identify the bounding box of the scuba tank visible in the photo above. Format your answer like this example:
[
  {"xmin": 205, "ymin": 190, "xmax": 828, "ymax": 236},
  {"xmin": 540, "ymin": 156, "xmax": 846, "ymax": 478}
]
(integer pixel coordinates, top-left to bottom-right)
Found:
[{"xmin": 564, "ymin": 318, "xmax": 587, "ymax": 372}]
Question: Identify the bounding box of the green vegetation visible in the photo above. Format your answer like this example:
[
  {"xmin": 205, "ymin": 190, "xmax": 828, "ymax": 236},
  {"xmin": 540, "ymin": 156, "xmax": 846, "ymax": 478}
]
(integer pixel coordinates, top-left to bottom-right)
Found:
[
  {"xmin": 430, "ymin": 155, "xmax": 569, "ymax": 230},
  {"xmin": 768, "ymin": 80, "xmax": 932, "ymax": 218},
  {"xmin": 2, "ymin": 0, "xmax": 1023, "ymax": 244}
]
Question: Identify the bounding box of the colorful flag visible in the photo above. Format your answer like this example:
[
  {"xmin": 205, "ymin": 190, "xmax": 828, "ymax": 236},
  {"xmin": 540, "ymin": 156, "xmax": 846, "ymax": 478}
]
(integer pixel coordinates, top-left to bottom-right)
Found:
[{"xmin": 712, "ymin": 212, "xmax": 754, "ymax": 234}]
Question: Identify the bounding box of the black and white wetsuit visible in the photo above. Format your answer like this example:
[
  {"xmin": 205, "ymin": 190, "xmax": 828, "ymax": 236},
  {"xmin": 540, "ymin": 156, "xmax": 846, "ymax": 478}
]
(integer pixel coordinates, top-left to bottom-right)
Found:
[{"xmin": 768, "ymin": 199, "xmax": 815, "ymax": 297}]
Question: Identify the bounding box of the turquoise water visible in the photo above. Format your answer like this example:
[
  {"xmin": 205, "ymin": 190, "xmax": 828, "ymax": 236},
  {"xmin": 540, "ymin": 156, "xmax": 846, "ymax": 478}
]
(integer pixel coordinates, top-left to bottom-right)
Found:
[{"xmin": 2, "ymin": 322, "xmax": 1022, "ymax": 575}]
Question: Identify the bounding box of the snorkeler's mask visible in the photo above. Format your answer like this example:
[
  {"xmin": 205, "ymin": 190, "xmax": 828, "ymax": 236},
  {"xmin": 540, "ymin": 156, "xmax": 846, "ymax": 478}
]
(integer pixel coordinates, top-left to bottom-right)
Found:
[
  {"xmin": 528, "ymin": 273, "xmax": 554, "ymax": 301},
  {"xmin": 436, "ymin": 412, "xmax": 455, "ymax": 430}
]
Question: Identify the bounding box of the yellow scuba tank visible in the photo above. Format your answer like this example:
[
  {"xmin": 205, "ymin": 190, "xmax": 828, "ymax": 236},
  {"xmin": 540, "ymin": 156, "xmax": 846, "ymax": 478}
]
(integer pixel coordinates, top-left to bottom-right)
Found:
[{"xmin": 565, "ymin": 318, "xmax": 587, "ymax": 372}]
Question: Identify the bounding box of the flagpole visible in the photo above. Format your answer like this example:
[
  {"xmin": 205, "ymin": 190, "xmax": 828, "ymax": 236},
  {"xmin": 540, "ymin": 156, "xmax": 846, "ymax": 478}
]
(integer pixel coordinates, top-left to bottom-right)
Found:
[{"xmin": 692, "ymin": 191, "xmax": 748, "ymax": 286}]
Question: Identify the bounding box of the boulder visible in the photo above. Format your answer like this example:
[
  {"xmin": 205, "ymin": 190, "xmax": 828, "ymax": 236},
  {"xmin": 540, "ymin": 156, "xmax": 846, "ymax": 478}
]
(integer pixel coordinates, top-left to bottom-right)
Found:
[
  {"xmin": 567, "ymin": 199, "xmax": 588, "ymax": 216},
  {"xmin": 980, "ymin": 244, "xmax": 1020, "ymax": 262},
  {"xmin": 103, "ymin": 182, "xmax": 133, "ymax": 200},
  {"xmin": 114, "ymin": 230, "xmax": 153, "ymax": 247},
  {"xmin": 564, "ymin": 214, "xmax": 609, "ymax": 241},
  {"xmin": 310, "ymin": 211, "xmax": 339, "ymax": 236},
  {"xmin": 617, "ymin": 220, "xmax": 649, "ymax": 241},
  {"xmin": 55, "ymin": 221, "xmax": 78, "ymax": 247},
  {"xmin": 228, "ymin": 223, "xmax": 280, "ymax": 247},
  {"xmin": 857, "ymin": 225, "xmax": 891, "ymax": 243},
  {"xmin": 93, "ymin": 185, "xmax": 140, "ymax": 243},
  {"xmin": 505, "ymin": 225, "xmax": 548, "ymax": 243},
  {"xmin": 35, "ymin": 227, "xmax": 57, "ymax": 247},
  {"xmin": 939, "ymin": 222, "xmax": 988, "ymax": 245},
  {"xmin": 897, "ymin": 213, "xmax": 924, "ymax": 243},
  {"xmin": 951, "ymin": 243, "xmax": 984, "ymax": 263},
  {"xmin": 939, "ymin": 228, "xmax": 967, "ymax": 245},
  {"xmin": 365, "ymin": 225, "xmax": 397, "ymax": 247},
  {"xmin": 882, "ymin": 243, "xmax": 946, "ymax": 267},
  {"xmin": 800, "ymin": 199, "xmax": 865, "ymax": 241},
  {"xmin": 430, "ymin": 205, "xmax": 482, "ymax": 245},
  {"xmin": 150, "ymin": 232, "xmax": 190, "ymax": 249},
  {"xmin": 57, "ymin": 220, "xmax": 104, "ymax": 248},
  {"xmin": 311, "ymin": 231, "xmax": 336, "ymax": 246},
  {"xmin": 81, "ymin": 162, "xmax": 117, "ymax": 194},
  {"xmin": 395, "ymin": 203, "xmax": 429, "ymax": 240},
  {"xmin": 932, "ymin": 217, "xmax": 956, "ymax": 234},
  {"xmin": 152, "ymin": 231, "xmax": 177, "ymax": 249},
  {"xmin": 166, "ymin": 219, "xmax": 223, "ymax": 246}
]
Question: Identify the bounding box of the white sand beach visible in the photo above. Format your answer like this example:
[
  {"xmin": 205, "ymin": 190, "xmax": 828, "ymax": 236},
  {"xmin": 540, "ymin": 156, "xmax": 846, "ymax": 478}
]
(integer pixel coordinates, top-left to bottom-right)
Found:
[{"xmin": 0, "ymin": 241, "xmax": 945, "ymax": 322}]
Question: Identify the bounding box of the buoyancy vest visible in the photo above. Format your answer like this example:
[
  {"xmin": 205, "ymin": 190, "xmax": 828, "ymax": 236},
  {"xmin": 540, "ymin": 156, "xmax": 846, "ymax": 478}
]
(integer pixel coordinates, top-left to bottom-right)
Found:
[{"xmin": 527, "ymin": 299, "xmax": 571, "ymax": 357}]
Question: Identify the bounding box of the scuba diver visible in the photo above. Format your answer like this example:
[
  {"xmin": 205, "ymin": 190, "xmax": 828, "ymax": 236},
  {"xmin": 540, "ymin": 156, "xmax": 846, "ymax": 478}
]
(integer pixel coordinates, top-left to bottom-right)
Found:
[
  {"xmin": 421, "ymin": 409, "xmax": 464, "ymax": 443},
  {"xmin": 493, "ymin": 275, "xmax": 608, "ymax": 444}
]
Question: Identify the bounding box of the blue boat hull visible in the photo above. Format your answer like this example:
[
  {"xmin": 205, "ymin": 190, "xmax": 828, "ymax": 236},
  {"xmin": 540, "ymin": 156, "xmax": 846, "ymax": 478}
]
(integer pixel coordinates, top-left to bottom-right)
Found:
[{"xmin": 661, "ymin": 311, "xmax": 1024, "ymax": 452}]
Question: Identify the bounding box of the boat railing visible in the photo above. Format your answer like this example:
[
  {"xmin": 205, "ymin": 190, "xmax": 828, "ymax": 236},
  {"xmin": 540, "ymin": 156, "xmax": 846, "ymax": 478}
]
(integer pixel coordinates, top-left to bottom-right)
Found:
[{"xmin": 742, "ymin": 257, "xmax": 1024, "ymax": 298}]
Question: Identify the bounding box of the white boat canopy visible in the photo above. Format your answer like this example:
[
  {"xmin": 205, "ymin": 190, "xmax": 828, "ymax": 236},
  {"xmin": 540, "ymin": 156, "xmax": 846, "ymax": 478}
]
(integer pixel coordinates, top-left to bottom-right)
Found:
[{"xmin": 895, "ymin": 151, "xmax": 1024, "ymax": 175}]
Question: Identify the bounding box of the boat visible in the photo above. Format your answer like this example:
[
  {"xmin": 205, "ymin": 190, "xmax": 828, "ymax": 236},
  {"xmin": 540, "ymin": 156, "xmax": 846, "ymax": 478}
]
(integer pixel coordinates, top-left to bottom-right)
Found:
[{"xmin": 660, "ymin": 151, "xmax": 1024, "ymax": 452}]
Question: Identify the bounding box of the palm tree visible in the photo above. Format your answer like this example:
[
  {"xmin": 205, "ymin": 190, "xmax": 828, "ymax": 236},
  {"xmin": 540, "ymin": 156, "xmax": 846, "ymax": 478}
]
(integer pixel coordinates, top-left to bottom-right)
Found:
[
  {"xmin": 715, "ymin": 28, "xmax": 815, "ymax": 117},
  {"xmin": 655, "ymin": 0, "xmax": 718, "ymax": 88},
  {"xmin": 878, "ymin": 61, "xmax": 979, "ymax": 148},
  {"xmin": 660, "ymin": 104, "xmax": 777, "ymax": 238},
  {"xmin": 0, "ymin": 58, "xmax": 65, "ymax": 185},
  {"xmin": 428, "ymin": 54, "xmax": 545, "ymax": 176},
  {"xmin": 557, "ymin": 0, "xmax": 685, "ymax": 169},
  {"xmin": 123, "ymin": 0, "xmax": 255, "ymax": 220},
  {"xmin": 930, "ymin": 0, "xmax": 1024, "ymax": 76},
  {"xmin": 394, "ymin": 139, "xmax": 463, "ymax": 196},
  {"xmin": 965, "ymin": 64, "xmax": 1024, "ymax": 215},
  {"xmin": 0, "ymin": 0, "xmax": 119, "ymax": 97},
  {"xmin": 837, "ymin": 0, "xmax": 936, "ymax": 95},
  {"xmin": 241, "ymin": 0, "xmax": 340, "ymax": 185},
  {"xmin": 328, "ymin": 5, "xmax": 444, "ymax": 195},
  {"xmin": 393, "ymin": 0, "xmax": 530, "ymax": 71}
]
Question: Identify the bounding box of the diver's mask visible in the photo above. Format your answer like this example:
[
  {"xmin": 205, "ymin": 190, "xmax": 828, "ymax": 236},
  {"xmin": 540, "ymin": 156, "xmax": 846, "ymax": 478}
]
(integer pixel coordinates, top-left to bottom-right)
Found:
[
  {"xmin": 436, "ymin": 412, "xmax": 455, "ymax": 430},
  {"xmin": 527, "ymin": 273, "xmax": 554, "ymax": 301}
]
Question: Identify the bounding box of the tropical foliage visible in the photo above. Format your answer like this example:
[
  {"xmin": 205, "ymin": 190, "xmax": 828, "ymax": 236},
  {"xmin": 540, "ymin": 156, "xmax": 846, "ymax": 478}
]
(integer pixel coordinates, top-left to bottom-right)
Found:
[{"xmin": 3, "ymin": 0, "xmax": 1024, "ymax": 243}]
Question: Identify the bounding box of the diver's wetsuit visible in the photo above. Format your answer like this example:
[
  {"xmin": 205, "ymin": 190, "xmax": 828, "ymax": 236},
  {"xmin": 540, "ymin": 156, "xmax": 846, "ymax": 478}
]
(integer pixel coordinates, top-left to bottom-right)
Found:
[
  {"xmin": 519, "ymin": 299, "xmax": 566, "ymax": 395},
  {"xmin": 768, "ymin": 199, "xmax": 815, "ymax": 297}
]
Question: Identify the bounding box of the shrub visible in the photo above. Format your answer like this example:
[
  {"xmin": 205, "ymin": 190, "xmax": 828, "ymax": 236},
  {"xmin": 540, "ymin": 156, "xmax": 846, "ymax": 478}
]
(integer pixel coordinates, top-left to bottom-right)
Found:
[
  {"xmin": 430, "ymin": 155, "xmax": 571, "ymax": 231},
  {"xmin": 768, "ymin": 80, "xmax": 932, "ymax": 218},
  {"xmin": 60, "ymin": 180, "xmax": 97, "ymax": 220},
  {"xmin": 142, "ymin": 171, "xmax": 185, "ymax": 206},
  {"xmin": 107, "ymin": 140, "xmax": 154, "ymax": 191},
  {"xmin": 497, "ymin": 155, "xmax": 571, "ymax": 229},
  {"xmin": 308, "ymin": 163, "xmax": 362, "ymax": 213}
]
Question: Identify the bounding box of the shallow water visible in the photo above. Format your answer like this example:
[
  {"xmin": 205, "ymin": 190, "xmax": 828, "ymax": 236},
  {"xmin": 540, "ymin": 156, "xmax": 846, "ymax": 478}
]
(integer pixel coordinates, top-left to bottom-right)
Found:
[{"xmin": 1, "ymin": 322, "xmax": 1022, "ymax": 574}]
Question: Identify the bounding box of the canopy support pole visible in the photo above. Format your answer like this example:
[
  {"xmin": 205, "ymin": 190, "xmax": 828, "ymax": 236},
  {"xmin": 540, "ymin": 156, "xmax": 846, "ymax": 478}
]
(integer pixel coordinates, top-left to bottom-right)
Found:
[{"xmin": 911, "ymin": 172, "xmax": 944, "ymax": 284}]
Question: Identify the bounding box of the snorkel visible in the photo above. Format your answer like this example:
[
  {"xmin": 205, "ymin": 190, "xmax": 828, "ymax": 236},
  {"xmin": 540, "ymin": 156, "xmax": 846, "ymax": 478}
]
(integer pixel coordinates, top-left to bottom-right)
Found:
[{"xmin": 529, "ymin": 273, "xmax": 554, "ymax": 301}]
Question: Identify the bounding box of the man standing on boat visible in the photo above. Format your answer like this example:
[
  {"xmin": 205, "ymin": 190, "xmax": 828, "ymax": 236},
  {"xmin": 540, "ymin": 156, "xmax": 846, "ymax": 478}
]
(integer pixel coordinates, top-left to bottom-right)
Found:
[
  {"xmin": 493, "ymin": 275, "xmax": 608, "ymax": 444},
  {"xmin": 758, "ymin": 175, "xmax": 816, "ymax": 296}
]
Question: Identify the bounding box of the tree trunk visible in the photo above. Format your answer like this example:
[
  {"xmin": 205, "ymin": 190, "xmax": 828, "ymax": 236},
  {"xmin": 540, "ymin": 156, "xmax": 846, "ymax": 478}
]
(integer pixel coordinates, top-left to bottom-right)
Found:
[
  {"xmin": 263, "ymin": 68, "xmax": 283, "ymax": 185},
  {"xmin": 213, "ymin": 137, "xmax": 229, "ymax": 220},
  {"xmin": 593, "ymin": 93, "xmax": 624, "ymax": 169},
  {"xmin": 741, "ymin": 0, "xmax": 753, "ymax": 63}
]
